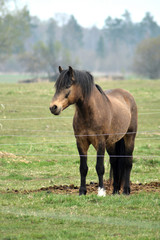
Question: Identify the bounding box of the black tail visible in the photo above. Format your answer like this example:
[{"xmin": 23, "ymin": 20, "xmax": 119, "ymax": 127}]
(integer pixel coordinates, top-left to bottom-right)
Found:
[{"xmin": 115, "ymin": 137, "xmax": 126, "ymax": 189}]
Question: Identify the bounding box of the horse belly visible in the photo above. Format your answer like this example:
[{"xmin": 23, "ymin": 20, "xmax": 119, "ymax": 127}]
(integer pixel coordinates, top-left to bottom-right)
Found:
[{"xmin": 107, "ymin": 107, "xmax": 131, "ymax": 144}]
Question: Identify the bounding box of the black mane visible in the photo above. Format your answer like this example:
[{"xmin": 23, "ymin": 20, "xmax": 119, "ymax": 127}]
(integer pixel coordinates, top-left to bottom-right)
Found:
[{"xmin": 55, "ymin": 69, "xmax": 94, "ymax": 99}]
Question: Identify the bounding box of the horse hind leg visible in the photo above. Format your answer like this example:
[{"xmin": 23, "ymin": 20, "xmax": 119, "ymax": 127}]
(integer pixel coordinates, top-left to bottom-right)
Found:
[
  {"xmin": 123, "ymin": 164, "xmax": 132, "ymax": 195},
  {"xmin": 109, "ymin": 133, "xmax": 135, "ymax": 195},
  {"xmin": 123, "ymin": 133, "xmax": 136, "ymax": 195},
  {"xmin": 109, "ymin": 156, "xmax": 120, "ymax": 194},
  {"xmin": 109, "ymin": 138, "xmax": 126, "ymax": 194}
]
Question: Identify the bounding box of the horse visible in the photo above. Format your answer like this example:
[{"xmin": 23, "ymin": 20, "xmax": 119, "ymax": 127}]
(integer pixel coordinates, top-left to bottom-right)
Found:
[{"xmin": 49, "ymin": 66, "xmax": 138, "ymax": 196}]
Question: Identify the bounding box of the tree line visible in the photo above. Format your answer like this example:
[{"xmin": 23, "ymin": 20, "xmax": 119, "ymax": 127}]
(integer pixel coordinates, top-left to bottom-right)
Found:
[{"xmin": 0, "ymin": 1, "xmax": 160, "ymax": 79}]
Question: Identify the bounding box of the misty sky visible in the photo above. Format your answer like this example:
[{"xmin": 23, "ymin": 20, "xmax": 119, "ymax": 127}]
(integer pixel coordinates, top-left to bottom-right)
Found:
[{"xmin": 19, "ymin": 0, "xmax": 160, "ymax": 28}]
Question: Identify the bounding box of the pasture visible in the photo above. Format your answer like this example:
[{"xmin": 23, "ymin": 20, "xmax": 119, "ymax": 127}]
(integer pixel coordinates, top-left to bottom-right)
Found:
[{"xmin": 0, "ymin": 77, "xmax": 160, "ymax": 239}]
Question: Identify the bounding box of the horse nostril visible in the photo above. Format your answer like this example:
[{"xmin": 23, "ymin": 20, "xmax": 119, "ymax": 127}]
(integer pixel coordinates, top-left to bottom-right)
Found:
[
  {"xmin": 50, "ymin": 105, "xmax": 57, "ymax": 113},
  {"xmin": 53, "ymin": 105, "xmax": 57, "ymax": 110}
]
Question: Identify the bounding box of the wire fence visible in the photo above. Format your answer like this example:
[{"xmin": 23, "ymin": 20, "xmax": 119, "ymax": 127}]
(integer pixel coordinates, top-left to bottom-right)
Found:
[
  {"xmin": 0, "ymin": 111, "xmax": 160, "ymax": 121},
  {"xmin": 0, "ymin": 151, "xmax": 160, "ymax": 159},
  {"xmin": 0, "ymin": 127, "xmax": 159, "ymax": 134},
  {"xmin": 0, "ymin": 104, "xmax": 160, "ymax": 160},
  {"xmin": 0, "ymin": 128, "xmax": 159, "ymax": 137},
  {"xmin": 1, "ymin": 103, "xmax": 160, "ymax": 112},
  {"xmin": 0, "ymin": 137, "xmax": 160, "ymax": 146},
  {"xmin": 0, "ymin": 129, "xmax": 160, "ymax": 137}
]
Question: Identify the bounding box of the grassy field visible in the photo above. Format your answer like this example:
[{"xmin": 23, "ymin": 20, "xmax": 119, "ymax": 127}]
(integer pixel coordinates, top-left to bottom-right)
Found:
[
  {"xmin": 0, "ymin": 74, "xmax": 37, "ymax": 83},
  {"xmin": 0, "ymin": 77, "xmax": 160, "ymax": 239}
]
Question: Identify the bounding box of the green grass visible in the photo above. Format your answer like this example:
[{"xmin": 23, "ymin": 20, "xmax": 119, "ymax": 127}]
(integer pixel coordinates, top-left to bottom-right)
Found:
[
  {"xmin": 0, "ymin": 192, "xmax": 160, "ymax": 240},
  {"xmin": 0, "ymin": 77, "xmax": 160, "ymax": 239}
]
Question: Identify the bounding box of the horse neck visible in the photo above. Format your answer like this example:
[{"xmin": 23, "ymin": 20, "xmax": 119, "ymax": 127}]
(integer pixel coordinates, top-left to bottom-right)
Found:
[{"xmin": 75, "ymin": 85, "xmax": 108, "ymax": 118}]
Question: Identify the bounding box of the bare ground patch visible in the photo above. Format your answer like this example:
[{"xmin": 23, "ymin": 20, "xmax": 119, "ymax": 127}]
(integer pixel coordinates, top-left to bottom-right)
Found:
[{"xmin": 2, "ymin": 180, "xmax": 160, "ymax": 195}]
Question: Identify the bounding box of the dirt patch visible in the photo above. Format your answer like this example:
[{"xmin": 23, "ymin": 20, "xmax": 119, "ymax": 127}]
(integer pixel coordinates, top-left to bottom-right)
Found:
[
  {"xmin": 0, "ymin": 151, "xmax": 30, "ymax": 163},
  {"xmin": 5, "ymin": 180, "xmax": 160, "ymax": 195},
  {"xmin": 0, "ymin": 151, "xmax": 17, "ymax": 158}
]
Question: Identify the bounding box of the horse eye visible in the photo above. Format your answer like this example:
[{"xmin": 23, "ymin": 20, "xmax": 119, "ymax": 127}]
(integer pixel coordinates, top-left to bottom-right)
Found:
[{"xmin": 65, "ymin": 90, "xmax": 70, "ymax": 98}]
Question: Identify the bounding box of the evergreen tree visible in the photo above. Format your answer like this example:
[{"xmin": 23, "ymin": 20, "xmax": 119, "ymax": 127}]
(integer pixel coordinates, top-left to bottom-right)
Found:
[
  {"xmin": 139, "ymin": 12, "xmax": 160, "ymax": 39},
  {"xmin": 96, "ymin": 36, "xmax": 105, "ymax": 58},
  {"xmin": 62, "ymin": 15, "xmax": 83, "ymax": 50}
]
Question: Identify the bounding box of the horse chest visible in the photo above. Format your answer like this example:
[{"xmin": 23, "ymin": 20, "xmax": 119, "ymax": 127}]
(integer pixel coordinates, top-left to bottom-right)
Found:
[{"xmin": 74, "ymin": 115, "xmax": 104, "ymax": 133}]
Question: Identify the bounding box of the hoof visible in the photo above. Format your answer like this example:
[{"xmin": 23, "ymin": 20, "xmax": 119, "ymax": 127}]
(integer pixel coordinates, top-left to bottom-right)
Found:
[
  {"xmin": 79, "ymin": 187, "xmax": 87, "ymax": 196},
  {"xmin": 112, "ymin": 190, "xmax": 120, "ymax": 195},
  {"xmin": 98, "ymin": 187, "xmax": 106, "ymax": 197},
  {"xmin": 123, "ymin": 187, "xmax": 130, "ymax": 195}
]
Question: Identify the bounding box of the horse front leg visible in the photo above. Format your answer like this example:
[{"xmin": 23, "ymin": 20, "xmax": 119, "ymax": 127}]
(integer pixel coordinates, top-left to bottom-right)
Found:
[
  {"xmin": 77, "ymin": 141, "xmax": 89, "ymax": 195},
  {"xmin": 96, "ymin": 144, "xmax": 106, "ymax": 197},
  {"xmin": 79, "ymin": 155, "xmax": 88, "ymax": 195}
]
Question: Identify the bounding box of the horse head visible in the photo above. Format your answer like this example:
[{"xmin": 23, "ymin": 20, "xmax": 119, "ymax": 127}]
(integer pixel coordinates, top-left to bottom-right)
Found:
[{"xmin": 50, "ymin": 66, "xmax": 80, "ymax": 115}]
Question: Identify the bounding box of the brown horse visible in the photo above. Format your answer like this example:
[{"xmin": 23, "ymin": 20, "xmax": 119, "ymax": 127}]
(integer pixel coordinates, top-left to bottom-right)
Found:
[{"xmin": 50, "ymin": 66, "xmax": 138, "ymax": 196}]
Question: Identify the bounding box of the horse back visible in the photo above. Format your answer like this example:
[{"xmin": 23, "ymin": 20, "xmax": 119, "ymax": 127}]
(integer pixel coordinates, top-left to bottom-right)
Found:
[{"xmin": 105, "ymin": 88, "xmax": 137, "ymax": 112}]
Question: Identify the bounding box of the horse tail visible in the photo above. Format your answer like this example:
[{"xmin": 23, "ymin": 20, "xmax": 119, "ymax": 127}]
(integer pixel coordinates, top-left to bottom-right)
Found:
[{"xmin": 115, "ymin": 137, "xmax": 126, "ymax": 189}]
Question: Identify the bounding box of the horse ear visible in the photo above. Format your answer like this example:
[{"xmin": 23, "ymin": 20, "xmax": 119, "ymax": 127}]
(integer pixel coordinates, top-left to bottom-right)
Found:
[
  {"xmin": 59, "ymin": 66, "xmax": 63, "ymax": 73},
  {"xmin": 69, "ymin": 66, "xmax": 75, "ymax": 81}
]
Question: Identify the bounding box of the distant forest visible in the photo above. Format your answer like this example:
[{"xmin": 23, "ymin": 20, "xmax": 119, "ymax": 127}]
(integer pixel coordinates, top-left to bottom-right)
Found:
[{"xmin": 1, "ymin": 2, "xmax": 160, "ymax": 78}]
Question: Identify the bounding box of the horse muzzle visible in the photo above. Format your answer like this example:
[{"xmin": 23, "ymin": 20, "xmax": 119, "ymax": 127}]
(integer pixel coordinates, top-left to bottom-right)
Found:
[{"xmin": 49, "ymin": 105, "xmax": 62, "ymax": 115}]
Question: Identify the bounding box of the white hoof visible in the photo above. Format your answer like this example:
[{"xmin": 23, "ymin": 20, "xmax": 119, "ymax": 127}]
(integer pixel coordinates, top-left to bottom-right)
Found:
[{"xmin": 98, "ymin": 187, "xmax": 106, "ymax": 197}]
